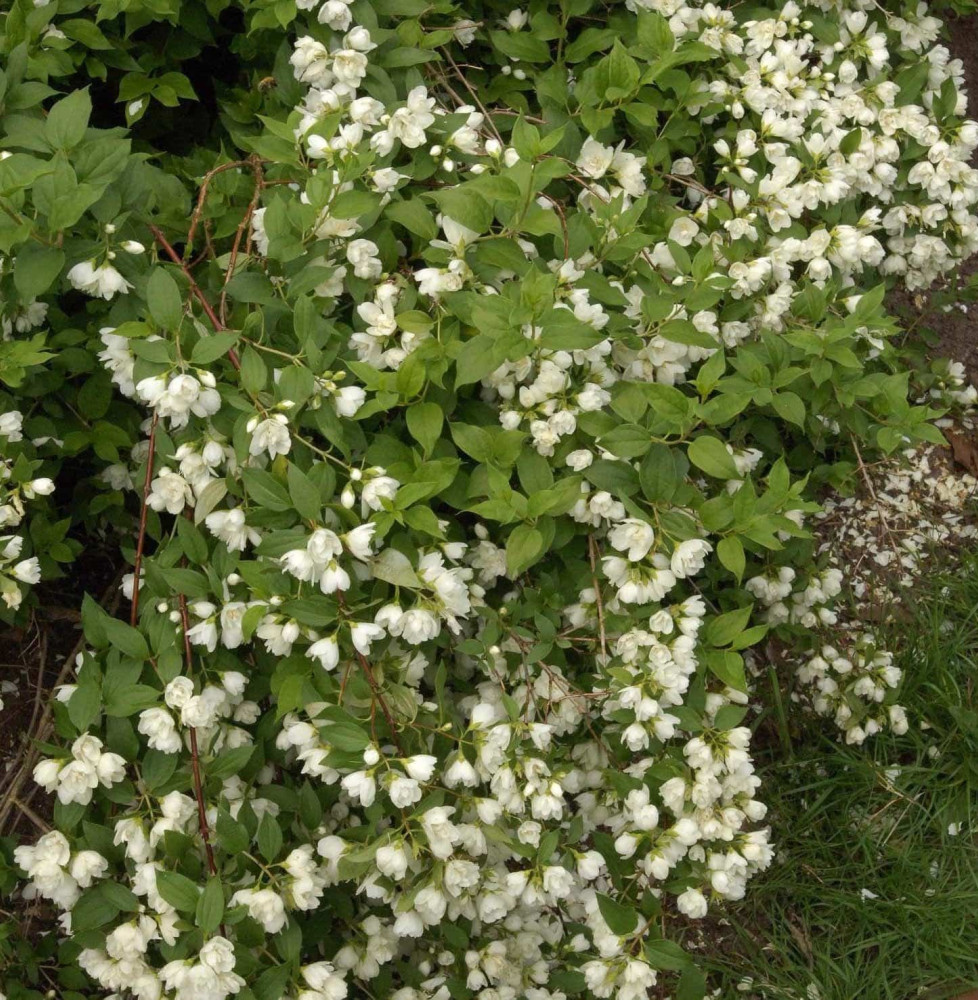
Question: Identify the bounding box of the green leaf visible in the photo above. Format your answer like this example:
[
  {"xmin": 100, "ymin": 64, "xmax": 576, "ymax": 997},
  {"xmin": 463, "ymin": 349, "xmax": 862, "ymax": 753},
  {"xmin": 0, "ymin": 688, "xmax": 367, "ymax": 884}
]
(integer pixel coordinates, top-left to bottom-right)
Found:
[
  {"xmin": 506, "ymin": 524, "xmax": 544, "ymax": 578},
  {"xmin": 13, "ymin": 245, "xmax": 64, "ymax": 299},
  {"xmin": 146, "ymin": 269, "xmax": 184, "ymax": 330},
  {"xmin": 298, "ymin": 782, "xmax": 323, "ymax": 829},
  {"xmin": 601, "ymin": 424, "xmax": 651, "ymax": 459},
  {"xmin": 252, "ymin": 965, "xmax": 291, "ymax": 1000},
  {"xmin": 192, "ymin": 332, "xmax": 239, "ymax": 365},
  {"xmin": 102, "ymin": 618, "xmax": 150, "ymax": 661},
  {"xmin": 156, "ymin": 870, "xmax": 200, "ymax": 912},
  {"xmin": 431, "ymin": 186, "xmax": 492, "ymax": 234},
  {"xmin": 677, "ymin": 967, "xmax": 707, "ymax": 1000},
  {"xmin": 196, "ymin": 878, "xmax": 225, "ymax": 932},
  {"xmin": 716, "ymin": 536, "xmax": 745, "ymax": 582},
  {"xmin": 242, "ymin": 469, "xmax": 292, "ymax": 512},
  {"xmin": 406, "ymin": 402, "xmax": 443, "ymax": 456},
  {"xmin": 704, "ymin": 649, "xmax": 748, "ymax": 693},
  {"xmin": 142, "ymin": 749, "xmax": 179, "ymax": 791},
  {"xmin": 45, "ymin": 88, "xmax": 92, "ymax": 150},
  {"xmin": 596, "ymin": 892, "xmax": 638, "ymax": 935},
  {"xmin": 771, "ymin": 391, "xmax": 805, "ymax": 428},
  {"xmin": 208, "ymin": 745, "xmax": 256, "ymax": 780},
  {"xmin": 321, "ymin": 722, "xmax": 370, "ymax": 752},
  {"xmin": 240, "ymin": 346, "xmax": 268, "ymax": 394},
  {"xmin": 70, "ymin": 885, "xmax": 120, "ymax": 930},
  {"xmin": 640, "ymin": 443, "xmax": 683, "ymax": 503},
  {"xmin": 687, "ymin": 436, "xmax": 739, "ymax": 480},
  {"xmin": 217, "ymin": 807, "xmax": 250, "ymax": 853},
  {"xmin": 288, "ymin": 463, "xmax": 321, "ymax": 522},
  {"xmin": 385, "ymin": 198, "xmax": 438, "ymax": 241},
  {"xmin": 490, "ymin": 29, "xmax": 551, "ymax": 62},
  {"xmin": 258, "ymin": 812, "xmax": 284, "ymax": 862},
  {"xmin": 645, "ymin": 938, "xmax": 692, "ymax": 971},
  {"xmin": 67, "ymin": 681, "xmax": 101, "ymax": 732},
  {"xmin": 705, "ymin": 605, "xmax": 753, "ymax": 647}
]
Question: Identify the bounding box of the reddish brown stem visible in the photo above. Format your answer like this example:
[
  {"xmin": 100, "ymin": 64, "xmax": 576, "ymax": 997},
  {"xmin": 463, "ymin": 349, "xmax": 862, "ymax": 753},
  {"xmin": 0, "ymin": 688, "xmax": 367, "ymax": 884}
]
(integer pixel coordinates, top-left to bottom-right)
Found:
[
  {"xmin": 179, "ymin": 591, "xmax": 219, "ymax": 877},
  {"xmin": 186, "ymin": 160, "xmax": 251, "ymax": 252},
  {"xmin": 148, "ymin": 224, "xmax": 241, "ymax": 371},
  {"xmin": 588, "ymin": 535, "xmax": 608, "ymax": 665},
  {"xmin": 336, "ymin": 593, "xmax": 404, "ymax": 753},
  {"xmin": 218, "ymin": 155, "xmax": 264, "ymax": 327},
  {"xmin": 130, "ymin": 411, "xmax": 159, "ymax": 627},
  {"xmin": 355, "ymin": 647, "xmax": 404, "ymax": 755}
]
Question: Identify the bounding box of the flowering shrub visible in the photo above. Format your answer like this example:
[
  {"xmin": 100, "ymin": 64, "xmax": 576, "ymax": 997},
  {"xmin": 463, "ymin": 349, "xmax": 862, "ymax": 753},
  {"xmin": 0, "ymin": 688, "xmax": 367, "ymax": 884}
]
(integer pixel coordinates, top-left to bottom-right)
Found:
[{"xmin": 2, "ymin": 0, "xmax": 978, "ymax": 998}]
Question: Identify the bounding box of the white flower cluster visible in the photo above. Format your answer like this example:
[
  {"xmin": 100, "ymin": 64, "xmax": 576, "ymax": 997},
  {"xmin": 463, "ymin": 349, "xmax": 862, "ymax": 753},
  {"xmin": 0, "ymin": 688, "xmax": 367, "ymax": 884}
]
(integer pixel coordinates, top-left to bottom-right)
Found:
[
  {"xmin": 0, "ymin": 408, "xmax": 50, "ymax": 609},
  {"xmin": 32, "ymin": 734, "xmax": 127, "ymax": 805},
  {"xmin": 14, "ymin": 831, "xmax": 108, "ymax": 909},
  {"xmin": 794, "ymin": 637, "xmax": 906, "ymax": 744},
  {"xmin": 773, "ymin": 412, "xmax": 978, "ymax": 742}
]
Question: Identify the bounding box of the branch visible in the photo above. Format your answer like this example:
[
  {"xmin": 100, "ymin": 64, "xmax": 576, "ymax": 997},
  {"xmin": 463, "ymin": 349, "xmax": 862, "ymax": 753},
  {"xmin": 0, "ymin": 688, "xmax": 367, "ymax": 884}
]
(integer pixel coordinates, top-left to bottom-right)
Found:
[
  {"xmin": 130, "ymin": 411, "xmax": 159, "ymax": 627},
  {"xmin": 337, "ymin": 593, "xmax": 404, "ymax": 753},
  {"xmin": 149, "ymin": 225, "xmax": 242, "ymax": 371},
  {"xmin": 186, "ymin": 160, "xmax": 252, "ymax": 253},
  {"xmin": 218, "ymin": 154, "xmax": 265, "ymax": 326},
  {"xmin": 588, "ymin": 535, "xmax": 608, "ymax": 665},
  {"xmin": 178, "ymin": 591, "xmax": 220, "ymax": 878}
]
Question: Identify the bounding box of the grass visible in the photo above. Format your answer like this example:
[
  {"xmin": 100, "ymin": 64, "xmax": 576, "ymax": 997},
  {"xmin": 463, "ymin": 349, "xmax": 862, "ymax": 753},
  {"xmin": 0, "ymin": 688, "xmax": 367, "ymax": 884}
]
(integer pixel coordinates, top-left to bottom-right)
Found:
[{"xmin": 707, "ymin": 552, "xmax": 978, "ymax": 1000}]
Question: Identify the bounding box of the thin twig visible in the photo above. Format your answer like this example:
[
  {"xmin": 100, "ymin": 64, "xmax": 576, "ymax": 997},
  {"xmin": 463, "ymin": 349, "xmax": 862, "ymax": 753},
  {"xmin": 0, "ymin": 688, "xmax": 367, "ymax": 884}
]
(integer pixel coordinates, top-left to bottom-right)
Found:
[
  {"xmin": 542, "ymin": 193, "xmax": 570, "ymax": 259},
  {"xmin": 130, "ymin": 412, "xmax": 159, "ymax": 627},
  {"xmin": 26, "ymin": 628, "xmax": 48, "ymax": 747},
  {"xmin": 587, "ymin": 535, "xmax": 608, "ymax": 664},
  {"xmin": 218, "ymin": 155, "xmax": 264, "ymax": 326},
  {"xmin": 178, "ymin": 591, "xmax": 219, "ymax": 878},
  {"xmin": 12, "ymin": 796, "xmax": 49, "ymax": 833},
  {"xmin": 439, "ymin": 47, "xmax": 504, "ymax": 144},
  {"xmin": 149, "ymin": 225, "xmax": 242, "ymax": 371},
  {"xmin": 336, "ymin": 594, "xmax": 404, "ymax": 753},
  {"xmin": 186, "ymin": 160, "xmax": 251, "ymax": 253}
]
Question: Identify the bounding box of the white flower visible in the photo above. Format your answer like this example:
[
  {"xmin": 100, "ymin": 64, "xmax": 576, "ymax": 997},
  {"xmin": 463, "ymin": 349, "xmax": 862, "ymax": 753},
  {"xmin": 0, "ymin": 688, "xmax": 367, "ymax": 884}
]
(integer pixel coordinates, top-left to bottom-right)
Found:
[
  {"xmin": 147, "ymin": 469, "xmax": 194, "ymax": 515},
  {"xmin": 668, "ymin": 217, "xmax": 700, "ymax": 246},
  {"xmin": 56, "ymin": 760, "xmax": 99, "ymax": 804},
  {"xmin": 346, "ymin": 239, "xmax": 382, "ymax": 280},
  {"xmin": 205, "ymin": 509, "xmax": 260, "ymax": 551},
  {"xmin": 70, "ymin": 851, "xmax": 109, "ymax": 887},
  {"xmin": 33, "ymin": 757, "xmax": 62, "ymax": 792},
  {"xmin": 403, "ymin": 754, "xmax": 436, "ymax": 781},
  {"xmin": 376, "ymin": 842, "xmax": 409, "ymax": 880},
  {"xmin": 67, "ymin": 260, "xmax": 133, "ymax": 299},
  {"xmin": 290, "ymin": 36, "xmax": 331, "ymax": 85},
  {"xmin": 608, "ymin": 519, "xmax": 655, "ymax": 562},
  {"xmin": 231, "ymin": 887, "xmax": 287, "ymax": 933},
  {"xmin": 249, "ymin": 415, "xmax": 291, "ymax": 459},
  {"xmin": 576, "ymin": 138, "xmax": 614, "ymax": 179},
  {"xmin": 302, "ymin": 963, "xmax": 347, "ymax": 1000},
  {"xmin": 307, "ymin": 636, "xmax": 340, "ymax": 670},
  {"xmin": 341, "ymin": 769, "xmax": 376, "ymax": 806},
  {"xmin": 670, "ymin": 539, "xmax": 712, "ymax": 579},
  {"xmin": 350, "ymin": 621, "xmax": 384, "ymax": 655},
  {"xmin": 387, "ymin": 86, "xmax": 436, "ymax": 149},
  {"xmin": 333, "ymin": 385, "xmax": 365, "ymax": 417},
  {"xmin": 343, "ymin": 524, "xmax": 375, "ymax": 560},
  {"xmin": 388, "ymin": 774, "xmax": 421, "ymax": 807},
  {"xmin": 138, "ymin": 708, "xmax": 182, "ymax": 753},
  {"xmin": 11, "ymin": 557, "xmax": 41, "ymax": 584},
  {"xmin": 676, "ymin": 888, "xmax": 708, "ymax": 919}
]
